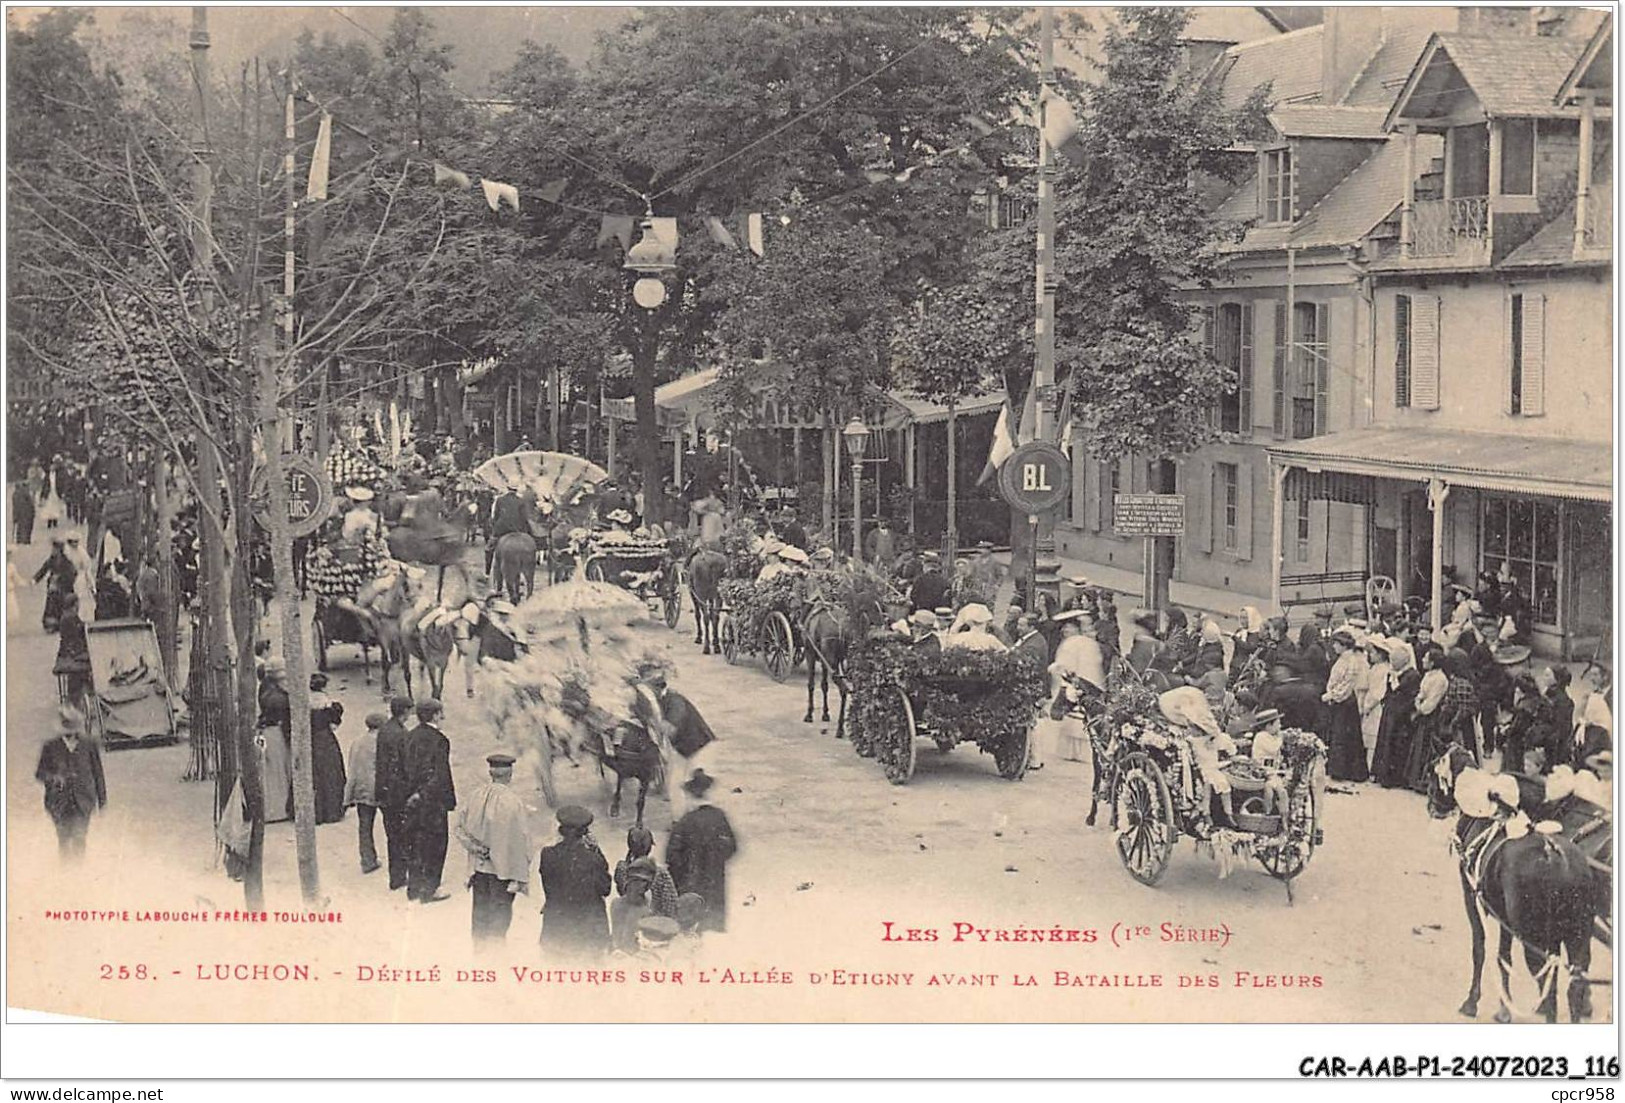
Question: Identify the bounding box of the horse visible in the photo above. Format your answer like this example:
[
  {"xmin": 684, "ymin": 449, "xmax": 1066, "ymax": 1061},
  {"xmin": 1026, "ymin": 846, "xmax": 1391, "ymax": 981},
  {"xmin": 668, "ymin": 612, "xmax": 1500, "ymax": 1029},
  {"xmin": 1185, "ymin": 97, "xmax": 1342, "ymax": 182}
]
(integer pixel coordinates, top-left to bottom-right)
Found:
[
  {"xmin": 584, "ymin": 720, "xmax": 664, "ymax": 825},
  {"xmin": 1427, "ymin": 745, "xmax": 1603, "ymax": 1023},
  {"xmin": 492, "ymin": 531, "xmax": 538, "ymax": 604},
  {"xmin": 402, "ymin": 605, "xmax": 460, "ymax": 701},
  {"xmin": 686, "ymin": 548, "xmax": 729, "ymax": 655},
  {"xmin": 355, "ymin": 566, "xmax": 422, "ymax": 697}
]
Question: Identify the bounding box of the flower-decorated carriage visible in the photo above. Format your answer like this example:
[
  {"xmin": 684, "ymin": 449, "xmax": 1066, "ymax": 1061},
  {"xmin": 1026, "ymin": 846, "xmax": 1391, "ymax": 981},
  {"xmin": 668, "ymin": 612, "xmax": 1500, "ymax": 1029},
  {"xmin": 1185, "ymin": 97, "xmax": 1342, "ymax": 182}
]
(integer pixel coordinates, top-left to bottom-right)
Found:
[
  {"xmin": 305, "ymin": 532, "xmax": 390, "ymax": 675},
  {"xmin": 583, "ymin": 530, "xmax": 683, "ymax": 630},
  {"xmin": 477, "ymin": 579, "xmax": 677, "ymax": 819},
  {"xmin": 1065, "ymin": 670, "xmax": 1326, "ymax": 901},
  {"xmin": 716, "ymin": 573, "xmax": 806, "ymax": 682},
  {"xmin": 847, "ymin": 638, "xmax": 1048, "ymax": 784}
]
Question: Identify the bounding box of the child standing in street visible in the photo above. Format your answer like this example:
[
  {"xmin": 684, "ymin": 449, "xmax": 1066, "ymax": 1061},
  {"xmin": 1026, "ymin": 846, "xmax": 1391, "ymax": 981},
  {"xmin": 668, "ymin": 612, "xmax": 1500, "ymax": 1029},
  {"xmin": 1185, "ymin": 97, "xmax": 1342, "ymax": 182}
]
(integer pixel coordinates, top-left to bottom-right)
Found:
[{"xmin": 344, "ymin": 711, "xmax": 386, "ymax": 874}]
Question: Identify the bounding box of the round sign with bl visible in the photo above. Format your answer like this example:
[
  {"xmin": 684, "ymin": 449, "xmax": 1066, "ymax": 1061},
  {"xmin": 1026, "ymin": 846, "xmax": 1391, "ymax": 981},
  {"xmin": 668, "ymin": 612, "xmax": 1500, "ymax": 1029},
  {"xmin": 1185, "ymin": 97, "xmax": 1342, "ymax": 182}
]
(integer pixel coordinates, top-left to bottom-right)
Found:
[{"xmin": 997, "ymin": 441, "xmax": 1071, "ymax": 515}]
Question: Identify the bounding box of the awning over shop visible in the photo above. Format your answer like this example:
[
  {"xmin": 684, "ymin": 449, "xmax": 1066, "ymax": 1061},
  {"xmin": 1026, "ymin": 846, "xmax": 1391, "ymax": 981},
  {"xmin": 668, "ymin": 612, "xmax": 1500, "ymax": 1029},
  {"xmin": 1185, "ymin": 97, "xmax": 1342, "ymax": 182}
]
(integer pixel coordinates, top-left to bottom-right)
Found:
[
  {"xmin": 1268, "ymin": 426, "xmax": 1612, "ymax": 503},
  {"xmin": 600, "ymin": 368, "xmax": 1000, "ymax": 433}
]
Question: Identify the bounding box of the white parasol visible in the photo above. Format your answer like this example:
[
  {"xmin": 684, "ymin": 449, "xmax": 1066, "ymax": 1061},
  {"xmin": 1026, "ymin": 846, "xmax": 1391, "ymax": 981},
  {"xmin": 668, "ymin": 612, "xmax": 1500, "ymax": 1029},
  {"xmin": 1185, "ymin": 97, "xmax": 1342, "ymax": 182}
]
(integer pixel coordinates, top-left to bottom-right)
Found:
[{"xmin": 473, "ymin": 451, "xmax": 610, "ymax": 511}]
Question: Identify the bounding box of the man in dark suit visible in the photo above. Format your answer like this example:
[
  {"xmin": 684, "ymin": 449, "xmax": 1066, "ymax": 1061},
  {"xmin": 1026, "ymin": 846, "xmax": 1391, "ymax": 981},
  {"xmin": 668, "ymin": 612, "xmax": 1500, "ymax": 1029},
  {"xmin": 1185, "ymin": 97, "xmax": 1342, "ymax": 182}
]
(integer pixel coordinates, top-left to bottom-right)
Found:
[
  {"xmin": 35, "ymin": 706, "xmax": 106, "ymax": 861},
  {"xmin": 908, "ymin": 553, "xmax": 950, "ymax": 614},
  {"xmin": 373, "ymin": 695, "xmax": 416, "ymax": 891},
  {"xmin": 403, "ymin": 698, "xmax": 456, "ymax": 903},
  {"xmin": 1011, "ymin": 614, "xmax": 1050, "ymax": 666},
  {"xmin": 486, "ymin": 488, "xmax": 529, "ymax": 573},
  {"xmin": 538, "ymin": 805, "xmax": 612, "ymax": 959}
]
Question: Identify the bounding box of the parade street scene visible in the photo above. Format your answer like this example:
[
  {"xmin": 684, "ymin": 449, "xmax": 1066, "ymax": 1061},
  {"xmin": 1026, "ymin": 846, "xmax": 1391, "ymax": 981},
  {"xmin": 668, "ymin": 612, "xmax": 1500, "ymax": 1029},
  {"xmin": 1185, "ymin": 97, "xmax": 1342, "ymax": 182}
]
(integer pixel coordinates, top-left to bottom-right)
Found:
[{"xmin": 3, "ymin": 4, "xmax": 1615, "ymax": 1027}]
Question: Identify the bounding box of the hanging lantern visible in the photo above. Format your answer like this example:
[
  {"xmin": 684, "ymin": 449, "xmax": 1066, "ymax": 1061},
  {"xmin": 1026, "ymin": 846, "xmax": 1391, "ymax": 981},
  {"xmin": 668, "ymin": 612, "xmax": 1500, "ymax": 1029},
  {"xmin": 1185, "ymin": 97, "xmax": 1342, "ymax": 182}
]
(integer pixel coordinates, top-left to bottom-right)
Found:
[{"xmin": 623, "ymin": 219, "xmax": 677, "ymax": 275}]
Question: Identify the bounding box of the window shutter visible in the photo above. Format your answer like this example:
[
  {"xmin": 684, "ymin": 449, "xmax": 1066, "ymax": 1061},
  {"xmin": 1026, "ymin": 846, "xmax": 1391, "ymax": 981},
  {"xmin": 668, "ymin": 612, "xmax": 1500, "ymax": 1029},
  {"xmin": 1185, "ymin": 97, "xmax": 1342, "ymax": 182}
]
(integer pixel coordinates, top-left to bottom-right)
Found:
[
  {"xmin": 1239, "ymin": 302, "xmax": 1255, "ymax": 436},
  {"xmin": 1411, "ymin": 295, "xmax": 1441, "ymax": 410},
  {"xmin": 1314, "ymin": 302, "xmax": 1330, "ymax": 436},
  {"xmin": 1204, "ymin": 305, "xmax": 1219, "ymax": 428},
  {"xmin": 1189, "ymin": 458, "xmax": 1212, "ymax": 554},
  {"xmin": 1520, "ymin": 293, "xmax": 1546, "ymax": 416},
  {"xmin": 1236, "ymin": 461, "xmax": 1254, "ymax": 561},
  {"xmin": 1394, "ymin": 294, "xmax": 1412, "ymax": 407},
  {"xmin": 1272, "ymin": 301, "xmax": 1287, "ymax": 437},
  {"xmin": 1083, "ymin": 457, "xmax": 1100, "ymax": 532}
]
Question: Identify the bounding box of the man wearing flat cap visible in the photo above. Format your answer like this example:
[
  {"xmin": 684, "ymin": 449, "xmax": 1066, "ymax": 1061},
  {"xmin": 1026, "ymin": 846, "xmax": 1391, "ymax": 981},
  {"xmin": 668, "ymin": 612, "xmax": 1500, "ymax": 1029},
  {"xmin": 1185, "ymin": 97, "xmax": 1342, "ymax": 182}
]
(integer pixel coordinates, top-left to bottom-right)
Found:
[
  {"xmin": 454, "ymin": 752, "xmax": 533, "ymax": 948},
  {"xmin": 539, "ymin": 805, "xmax": 612, "ymax": 959}
]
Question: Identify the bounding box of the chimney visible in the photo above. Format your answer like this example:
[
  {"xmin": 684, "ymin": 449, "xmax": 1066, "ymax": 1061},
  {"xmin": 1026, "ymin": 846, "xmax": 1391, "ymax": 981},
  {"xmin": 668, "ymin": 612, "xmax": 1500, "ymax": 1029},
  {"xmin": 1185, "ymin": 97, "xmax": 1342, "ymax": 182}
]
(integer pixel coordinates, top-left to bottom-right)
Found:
[
  {"xmin": 1458, "ymin": 6, "xmax": 1535, "ymax": 35},
  {"xmin": 1323, "ymin": 7, "xmax": 1384, "ymax": 104}
]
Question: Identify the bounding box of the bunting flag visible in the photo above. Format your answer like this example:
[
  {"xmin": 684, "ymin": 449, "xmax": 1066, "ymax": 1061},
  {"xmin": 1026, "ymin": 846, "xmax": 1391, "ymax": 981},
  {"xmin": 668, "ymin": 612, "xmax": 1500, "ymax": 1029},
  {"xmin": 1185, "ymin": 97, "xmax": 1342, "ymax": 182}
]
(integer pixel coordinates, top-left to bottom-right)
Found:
[
  {"xmin": 306, "ymin": 112, "xmax": 332, "ymax": 201},
  {"xmin": 704, "ymin": 215, "xmax": 737, "ymax": 248},
  {"xmin": 536, "ymin": 179, "xmax": 567, "ymax": 204},
  {"xmin": 962, "ymin": 112, "xmax": 997, "ymax": 137},
  {"xmin": 433, "ymin": 162, "xmax": 473, "ymax": 189},
  {"xmin": 745, "ymin": 212, "xmax": 765, "ymax": 257},
  {"xmin": 481, "ymin": 179, "xmax": 521, "ymax": 213},
  {"xmin": 1055, "ymin": 385, "xmax": 1074, "ymax": 454},
  {"xmin": 596, "ymin": 215, "xmax": 636, "ymax": 250}
]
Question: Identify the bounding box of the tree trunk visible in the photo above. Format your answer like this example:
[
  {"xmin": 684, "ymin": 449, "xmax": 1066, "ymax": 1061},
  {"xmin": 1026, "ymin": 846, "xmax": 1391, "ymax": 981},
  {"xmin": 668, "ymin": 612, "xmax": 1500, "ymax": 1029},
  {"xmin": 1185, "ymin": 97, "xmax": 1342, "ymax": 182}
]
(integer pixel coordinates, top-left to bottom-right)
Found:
[
  {"xmin": 821, "ymin": 418, "xmax": 834, "ymax": 542},
  {"xmin": 946, "ymin": 400, "xmax": 958, "ymax": 560},
  {"xmin": 258, "ymin": 325, "xmax": 321, "ymax": 906},
  {"xmin": 1152, "ymin": 458, "xmax": 1177, "ymax": 627},
  {"xmin": 151, "ymin": 452, "xmax": 177, "ymax": 684},
  {"xmin": 631, "ymin": 308, "xmax": 663, "ymax": 527}
]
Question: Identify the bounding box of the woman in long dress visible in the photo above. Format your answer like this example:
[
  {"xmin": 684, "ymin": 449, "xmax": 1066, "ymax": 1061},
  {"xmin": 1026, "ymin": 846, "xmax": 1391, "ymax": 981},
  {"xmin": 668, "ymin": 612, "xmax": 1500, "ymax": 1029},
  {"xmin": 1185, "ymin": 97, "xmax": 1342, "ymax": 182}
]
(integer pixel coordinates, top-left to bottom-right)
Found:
[
  {"xmin": 1358, "ymin": 635, "xmax": 1390, "ymax": 765},
  {"xmin": 37, "ymin": 469, "xmax": 65, "ymax": 532},
  {"xmin": 257, "ymin": 661, "xmax": 293, "ymax": 824},
  {"xmin": 1371, "ymin": 639, "xmax": 1420, "ymax": 788},
  {"xmin": 1321, "ymin": 631, "xmax": 1368, "ymax": 782},
  {"xmin": 308, "ymin": 674, "xmax": 349, "ymax": 825}
]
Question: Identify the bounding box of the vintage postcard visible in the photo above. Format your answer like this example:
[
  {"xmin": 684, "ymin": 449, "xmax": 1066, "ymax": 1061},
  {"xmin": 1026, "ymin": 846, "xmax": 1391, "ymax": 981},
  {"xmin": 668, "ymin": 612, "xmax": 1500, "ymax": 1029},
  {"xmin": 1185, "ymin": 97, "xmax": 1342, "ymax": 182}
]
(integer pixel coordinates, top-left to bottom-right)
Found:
[{"xmin": 3, "ymin": 2, "xmax": 1616, "ymax": 1059}]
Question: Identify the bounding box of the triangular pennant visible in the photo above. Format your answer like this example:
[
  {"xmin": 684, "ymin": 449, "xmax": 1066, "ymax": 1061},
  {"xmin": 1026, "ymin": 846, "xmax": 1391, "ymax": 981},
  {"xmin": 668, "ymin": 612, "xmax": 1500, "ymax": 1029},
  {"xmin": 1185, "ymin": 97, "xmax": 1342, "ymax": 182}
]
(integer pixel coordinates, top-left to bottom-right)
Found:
[
  {"xmin": 596, "ymin": 215, "xmax": 636, "ymax": 251},
  {"xmin": 480, "ymin": 179, "xmax": 520, "ymax": 213},
  {"xmin": 536, "ymin": 179, "xmax": 567, "ymax": 204},
  {"xmin": 433, "ymin": 162, "xmax": 472, "ymax": 189},
  {"xmin": 704, "ymin": 215, "xmax": 737, "ymax": 248},
  {"xmin": 977, "ymin": 400, "xmax": 1014, "ymax": 486},
  {"xmin": 306, "ymin": 112, "xmax": 332, "ymax": 201}
]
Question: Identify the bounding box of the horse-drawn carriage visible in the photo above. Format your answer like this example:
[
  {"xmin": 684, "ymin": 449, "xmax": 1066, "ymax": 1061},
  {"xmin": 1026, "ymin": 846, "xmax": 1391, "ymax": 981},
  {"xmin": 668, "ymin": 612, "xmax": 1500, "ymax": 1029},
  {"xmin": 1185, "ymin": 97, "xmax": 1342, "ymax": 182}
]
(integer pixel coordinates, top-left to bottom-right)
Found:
[
  {"xmin": 716, "ymin": 574, "xmax": 805, "ymax": 682},
  {"xmin": 306, "ymin": 534, "xmax": 389, "ymax": 677},
  {"xmin": 1067, "ymin": 669, "xmax": 1326, "ymax": 901},
  {"xmin": 847, "ymin": 637, "xmax": 1048, "ymax": 785},
  {"xmin": 584, "ymin": 531, "xmax": 683, "ymax": 630}
]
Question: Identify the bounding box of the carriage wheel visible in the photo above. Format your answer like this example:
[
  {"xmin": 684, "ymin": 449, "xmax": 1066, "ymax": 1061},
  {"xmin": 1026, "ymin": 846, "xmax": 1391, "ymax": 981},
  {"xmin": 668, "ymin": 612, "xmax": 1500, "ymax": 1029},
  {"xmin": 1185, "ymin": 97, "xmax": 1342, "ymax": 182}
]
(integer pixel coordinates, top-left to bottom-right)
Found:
[
  {"xmin": 1259, "ymin": 787, "xmax": 1317, "ymax": 885},
  {"xmin": 764, "ymin": 611, "xmax": 794, "ymax": 683},
  {"xmin": 883, "ymin": 687, "xmax": 918, "ymax": 785},
  {"xmin": 585, "ymin": 559, "xmax": 606, "ymax": 584},
  {"xmin": 663, "ymin": 582, "xmax": 682, "ymax": 629},
  {"xmin": 994, "ymin": 721, "xmax": 1033, "ymax": 781},
  {"xmin": 720, "ymin": 615, "xmax": 740, "ymax": 665},
  {"xmin": 1114, "ymin": 753, "xmax": 1175, "ymax": 886}
]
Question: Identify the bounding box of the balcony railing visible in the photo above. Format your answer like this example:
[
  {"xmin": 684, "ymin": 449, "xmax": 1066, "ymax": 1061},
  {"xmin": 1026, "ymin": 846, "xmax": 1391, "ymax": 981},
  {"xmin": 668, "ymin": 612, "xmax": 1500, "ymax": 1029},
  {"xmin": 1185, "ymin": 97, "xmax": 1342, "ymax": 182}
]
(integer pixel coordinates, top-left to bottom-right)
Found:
[
  {"xmin": 1410, "ymin": 196, "xmax": 1491, "ymax": 259},
  {"xmin": 1582, "ymin": 182, "xmax": 1612, "ymax": 250}
]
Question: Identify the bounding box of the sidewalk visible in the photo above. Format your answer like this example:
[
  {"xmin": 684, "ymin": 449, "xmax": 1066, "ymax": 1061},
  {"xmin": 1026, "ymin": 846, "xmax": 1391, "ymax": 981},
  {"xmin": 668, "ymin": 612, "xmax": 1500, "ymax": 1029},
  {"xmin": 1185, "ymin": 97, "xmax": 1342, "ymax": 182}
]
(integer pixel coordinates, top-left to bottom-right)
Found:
[{"xmin": 994, "ymin": 549, "xmax": 1256, "ymax": 624}]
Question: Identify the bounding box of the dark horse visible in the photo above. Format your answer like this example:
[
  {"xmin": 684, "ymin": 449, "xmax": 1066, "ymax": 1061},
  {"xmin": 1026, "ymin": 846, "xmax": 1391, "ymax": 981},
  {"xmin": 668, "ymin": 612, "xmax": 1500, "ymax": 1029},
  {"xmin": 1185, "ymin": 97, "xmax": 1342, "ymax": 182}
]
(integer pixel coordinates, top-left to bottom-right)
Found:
[
  {"xmin": 589, "ymin": 721, "xmax": 663, "ymax": 825},
  {"xmin": 687, "ymin": 548, "xmax": 729, "ymax": 655},
  {"xmin": 801, "ymin": 590, "xmax": 889, "ymax": 738},
  {"xmin": 1428, "ymin": 745, "xmax": 1605, "ymax": 1023}
]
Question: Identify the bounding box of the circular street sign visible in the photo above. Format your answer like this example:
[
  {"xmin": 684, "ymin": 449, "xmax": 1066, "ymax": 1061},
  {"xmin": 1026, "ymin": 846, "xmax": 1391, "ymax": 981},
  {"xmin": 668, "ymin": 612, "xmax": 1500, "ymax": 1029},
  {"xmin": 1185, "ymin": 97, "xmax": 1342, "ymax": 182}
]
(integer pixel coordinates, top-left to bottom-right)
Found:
[
  {"xmin": 251, "ymin": 453, "xmax": 335, "ymax": 539},
  {"xmin": 997, "ymin": 440, "xmax": 1071, "ymax": 515}
]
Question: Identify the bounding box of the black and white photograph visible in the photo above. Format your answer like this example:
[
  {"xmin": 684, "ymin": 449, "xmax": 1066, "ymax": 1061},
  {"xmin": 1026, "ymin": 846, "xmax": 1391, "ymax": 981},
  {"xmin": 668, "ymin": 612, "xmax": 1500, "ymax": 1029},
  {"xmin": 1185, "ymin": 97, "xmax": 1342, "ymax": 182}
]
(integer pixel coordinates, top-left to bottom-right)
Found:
[{"xmin": 1, "ymin": 0, "xmax": 1618, "ymax": 1078}]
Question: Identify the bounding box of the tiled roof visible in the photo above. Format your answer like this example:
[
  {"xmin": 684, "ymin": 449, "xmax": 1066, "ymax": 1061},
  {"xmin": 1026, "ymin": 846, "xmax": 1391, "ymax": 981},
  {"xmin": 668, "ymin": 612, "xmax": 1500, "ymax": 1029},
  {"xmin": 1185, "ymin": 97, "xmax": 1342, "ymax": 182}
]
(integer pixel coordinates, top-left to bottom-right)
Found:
[
  {"xmin": 1269, "ymin": 105, "xmax": 1389, "ymax": 137},
  {"xmin": 1341, "ymin": 25, "xmax": 1442, "ymax": 107},
  {"xmin": 1499, "ymin": 210, "xmax": 1580, "ymax": 267},
  {"xmin": 1430, "ymin": 33, "xmax": 1591, "ymax": 115},
  {"xmin": 1212, "ymin": 25, "xmax": 1324, "ymax": 111},
  {"xmin": 1268, "ymin": 427, "xmax": 1611, "ymax": 501},
  {"xmin": 1184, "ymin": 6, "xmax": 1284, "ymax": 44},
  {"xmin": 1215, "ymin": 171, "xmax": 1260, "ymax": 224},
  {"xmin": 1288, "ymin": 133, "xmax": 1441, "ymax": 248}
]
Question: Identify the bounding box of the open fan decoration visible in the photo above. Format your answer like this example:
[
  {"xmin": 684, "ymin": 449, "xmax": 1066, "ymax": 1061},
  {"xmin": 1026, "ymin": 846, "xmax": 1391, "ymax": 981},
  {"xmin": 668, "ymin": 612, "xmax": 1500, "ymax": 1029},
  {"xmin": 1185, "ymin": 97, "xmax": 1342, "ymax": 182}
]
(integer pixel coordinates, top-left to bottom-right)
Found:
[
  {"xmin": 473, "ymin": 451, "xmax": 610, "ymax": 513},
  {"xmin": 324, "ymin": 442, "xmax": 387, "ymax": 489}
]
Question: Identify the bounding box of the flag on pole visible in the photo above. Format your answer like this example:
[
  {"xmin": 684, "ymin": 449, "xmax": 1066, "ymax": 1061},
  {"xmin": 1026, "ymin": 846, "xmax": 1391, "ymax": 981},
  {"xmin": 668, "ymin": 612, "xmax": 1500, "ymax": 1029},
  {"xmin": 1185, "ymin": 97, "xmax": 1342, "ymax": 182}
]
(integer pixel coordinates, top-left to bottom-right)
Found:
[
  {"xmin": 305, "ymin": 112, "xmax": 332, "ymax": 200},
  {"xmin": 976, "ymin": 400, "xmax": 1014, "ymax": 486},
  {"xmin": 1015, "ymin": 380, "xmax": 1037, "ymax": 446},
  {"xmin": 1041, "ymin": 88, "xmax": 1084, "ymax": 160}
]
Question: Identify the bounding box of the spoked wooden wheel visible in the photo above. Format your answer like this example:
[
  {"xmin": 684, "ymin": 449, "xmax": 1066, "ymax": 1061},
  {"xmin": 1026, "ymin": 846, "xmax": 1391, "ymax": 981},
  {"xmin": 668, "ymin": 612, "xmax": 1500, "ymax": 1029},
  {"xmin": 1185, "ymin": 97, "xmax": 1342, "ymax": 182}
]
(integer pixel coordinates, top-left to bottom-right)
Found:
[
  {"xmin": 584, "ymin": 559, "xmax": 606, "ymax": 583},
  {"xmin": 1114, "ymin": 753, "xmax": 1175, "ymax": 886},
  {"xmin": 764, "ymin": 611, "xmax": 795, "ymax": 683},
  {"xmin": 720, "ymin": 614, "xmax": 740, "ymax": 665},
  {"xmin": 1259, "ymin": 786, "xmax": 1317, "ymax": 885},
  {"xmin": 662, "ymin": 581, "xmax": 682, "ymax": 629},
  {"xmin": 994, "ymin": 721, "xmax": 1033, "ymax": 780},
  {"xmin": 883, "ymin": 687, "xmax": 918, "ymax": 785}
]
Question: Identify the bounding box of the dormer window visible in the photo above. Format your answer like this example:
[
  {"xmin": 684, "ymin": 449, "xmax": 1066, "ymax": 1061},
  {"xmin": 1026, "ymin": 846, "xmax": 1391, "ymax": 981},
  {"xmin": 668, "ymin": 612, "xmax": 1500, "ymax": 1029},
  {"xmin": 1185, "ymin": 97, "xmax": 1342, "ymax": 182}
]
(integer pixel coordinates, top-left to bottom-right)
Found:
[{"xmin": 1262, "ymin": 147, "xmax": 1294, "ymax": 222}]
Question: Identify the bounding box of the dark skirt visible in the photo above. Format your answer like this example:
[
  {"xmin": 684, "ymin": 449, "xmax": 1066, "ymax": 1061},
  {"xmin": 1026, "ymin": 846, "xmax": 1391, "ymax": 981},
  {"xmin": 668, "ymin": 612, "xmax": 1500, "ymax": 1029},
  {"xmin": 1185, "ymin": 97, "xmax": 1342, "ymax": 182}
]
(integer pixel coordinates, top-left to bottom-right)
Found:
[
  {"xmin": 1371, "ymin": 706, "xmax": 1413, "ymax": 788},
  {"xmin": 1404, "ymin": 713, "xmax": 1448, "ymax": 792},
  {"xmin": 1324, "ymin": 695, "xmax": 1368, "ymax": 782},
  {"xmin": 311, "ymin": 724, "xmax": 348, "ymax": 825}
]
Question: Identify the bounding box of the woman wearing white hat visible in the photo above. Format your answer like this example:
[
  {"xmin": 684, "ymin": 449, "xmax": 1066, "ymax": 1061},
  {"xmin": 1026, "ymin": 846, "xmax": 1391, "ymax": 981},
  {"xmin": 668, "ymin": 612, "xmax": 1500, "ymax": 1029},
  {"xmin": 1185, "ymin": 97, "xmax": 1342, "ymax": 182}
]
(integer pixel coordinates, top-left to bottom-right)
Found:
[{"xmin": 943, "ymin": 604, "xmax": 1006, "ymax": 653}]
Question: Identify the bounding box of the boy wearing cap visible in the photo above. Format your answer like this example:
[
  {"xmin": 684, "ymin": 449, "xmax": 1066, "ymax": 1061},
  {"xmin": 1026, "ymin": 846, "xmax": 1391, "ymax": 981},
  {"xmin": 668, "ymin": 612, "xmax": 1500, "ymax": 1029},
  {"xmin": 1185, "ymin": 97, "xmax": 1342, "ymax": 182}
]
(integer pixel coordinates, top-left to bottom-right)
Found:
[
  {"xmin": 344, "ymin": 712, "xmax": 386, "ymax": 874},
  {"xmin": 539, "ymin": 805, "xmax": 612, "ymax": 959},
  {"xmin": 454, "ymin": 753, "xmax": 534, "ymax": 948},
  {"xmin": 35, "ymin": 706, "xmax": 106, "ymax": 861}
]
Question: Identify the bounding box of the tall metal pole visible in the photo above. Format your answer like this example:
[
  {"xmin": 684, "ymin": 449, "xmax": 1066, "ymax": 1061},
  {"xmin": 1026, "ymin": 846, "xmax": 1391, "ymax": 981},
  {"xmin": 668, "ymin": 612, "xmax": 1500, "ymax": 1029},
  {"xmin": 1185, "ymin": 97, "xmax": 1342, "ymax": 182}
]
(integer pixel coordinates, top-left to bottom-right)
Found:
[
  {"xmin": 851, "ymin": 458, "xmax": 864, "ymax": 562},
  {"xmin": 1036, "ymin": 7, "xmax": 1056, "ymax": 444},
  {"xmin": 282, "ymin": 76, "xmax": 298, "ymax": 453}
]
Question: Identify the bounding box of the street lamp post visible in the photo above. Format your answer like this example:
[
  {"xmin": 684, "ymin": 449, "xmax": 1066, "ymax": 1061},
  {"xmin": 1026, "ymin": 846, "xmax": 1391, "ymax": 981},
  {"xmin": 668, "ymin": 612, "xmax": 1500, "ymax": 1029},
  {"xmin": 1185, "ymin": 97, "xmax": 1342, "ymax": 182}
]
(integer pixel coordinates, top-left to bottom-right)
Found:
[
  {"xmin": 843, "ymin": 416, "xmax": 869, "ymax": 562},
  {"xmin": 624, "ymin": 218, "xmax": 676, "ymax": 523}
]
